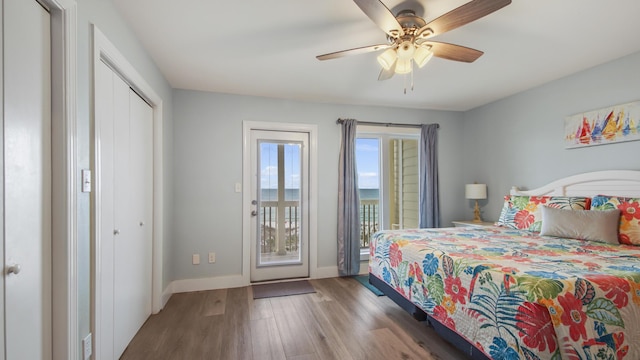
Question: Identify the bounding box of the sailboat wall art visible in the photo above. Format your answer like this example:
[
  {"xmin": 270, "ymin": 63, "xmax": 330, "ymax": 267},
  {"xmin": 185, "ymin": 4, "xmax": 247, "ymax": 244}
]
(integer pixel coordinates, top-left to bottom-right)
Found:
[{"xmin": 565, "ymin": 101, "xmax": 640, "ymax": 148}]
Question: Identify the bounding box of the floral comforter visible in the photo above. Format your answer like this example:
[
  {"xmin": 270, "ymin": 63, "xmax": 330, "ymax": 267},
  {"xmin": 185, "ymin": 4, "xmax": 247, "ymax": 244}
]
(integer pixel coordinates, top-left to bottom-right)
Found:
[{"xmin": 369, "ymin": 226, "xmax": 640, "ymax": 360}]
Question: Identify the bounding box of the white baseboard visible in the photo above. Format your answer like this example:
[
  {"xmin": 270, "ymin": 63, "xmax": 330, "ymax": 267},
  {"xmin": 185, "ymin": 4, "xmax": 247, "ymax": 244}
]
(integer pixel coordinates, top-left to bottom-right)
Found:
[
  {"xmin": 171, "ymin": 274, "xmax": 246, "ymax": 294},
  {"xmin": 160, "ymin": 283, "xmax": 173, "ymax": 309},
  {"xmin": 164, "ymin": 262, "xmax": 369, "ymax": 298}
]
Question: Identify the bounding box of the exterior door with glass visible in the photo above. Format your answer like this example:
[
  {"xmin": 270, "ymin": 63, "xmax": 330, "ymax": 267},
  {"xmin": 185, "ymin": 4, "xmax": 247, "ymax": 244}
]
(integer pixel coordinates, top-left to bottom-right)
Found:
[{"xmin": 249, "ymin": 130, "xmax": 309, "ymax": 282}]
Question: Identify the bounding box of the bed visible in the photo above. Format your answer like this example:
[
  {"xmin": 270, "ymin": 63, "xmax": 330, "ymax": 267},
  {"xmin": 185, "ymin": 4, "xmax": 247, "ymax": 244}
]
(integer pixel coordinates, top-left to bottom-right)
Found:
[{"xmin": 369, "ymin": 170, "xmax": 640, "ymax": 360}]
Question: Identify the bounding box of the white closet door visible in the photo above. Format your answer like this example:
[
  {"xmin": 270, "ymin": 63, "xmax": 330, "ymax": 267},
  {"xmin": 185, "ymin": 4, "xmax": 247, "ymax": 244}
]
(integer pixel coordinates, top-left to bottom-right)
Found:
[
  {"xmin": 4, "ymin": 0, "xmax": 52, "ymax": 358},
  {"xmin": 113, "ymin": 88, "xmax": 153, "ymax": 357},
  {"xmin": 96, "ymin": 60, "xmax": 153, "ymax": 359}
]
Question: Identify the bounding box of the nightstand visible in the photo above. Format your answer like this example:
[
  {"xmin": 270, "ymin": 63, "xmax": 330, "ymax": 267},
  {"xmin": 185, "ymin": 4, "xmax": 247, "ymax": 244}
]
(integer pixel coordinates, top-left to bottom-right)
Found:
[{"xmin": 452, "ymin": 220, "xmax": 495, "ymax": 228}]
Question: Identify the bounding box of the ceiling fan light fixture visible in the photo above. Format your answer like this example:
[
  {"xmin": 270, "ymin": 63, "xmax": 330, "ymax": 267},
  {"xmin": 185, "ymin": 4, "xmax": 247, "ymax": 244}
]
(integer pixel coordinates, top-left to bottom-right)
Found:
[
  {"xmin": 413, "ymin": 46, "xmax": 434, "ymax": 68},
  {"xmin": 377, "ymin": 48, "xmax": 397, "ymax": 70},
  {"xmin": 396, "ymin": 41, "xmax": 415, "ymax": 60},
  {"xmin": 395, "ymin": 58, "xmax": 412, "ymax": 74}
]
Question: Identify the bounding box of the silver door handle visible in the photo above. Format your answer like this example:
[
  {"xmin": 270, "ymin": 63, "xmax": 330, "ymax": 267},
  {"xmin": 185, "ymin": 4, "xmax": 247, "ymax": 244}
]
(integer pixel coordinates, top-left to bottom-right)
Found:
[
  {"xmin": 7, "ymin": 264, "xmax": 21, "ymax": 275},
  {"xmin": 114, "ymin": 229, "xmax": 120, "ymax": 235},
  {"xmin": 251, "ymin": 210, "xmax": 257, "ymax": 216}
]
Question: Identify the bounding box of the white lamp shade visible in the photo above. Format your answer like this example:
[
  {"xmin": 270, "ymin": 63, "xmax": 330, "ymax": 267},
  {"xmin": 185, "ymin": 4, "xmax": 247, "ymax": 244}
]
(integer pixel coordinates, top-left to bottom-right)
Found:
[
  {"xmin": 377, "ymin": 48, "xmax": 397, "ymax": 70},
  {"xmin": 396, "ymin": 41, "xmax": 415, "ymax": 60},
  {"xmin": 413, "ymin": 47, "xmax": 434, "ymax": 68},
  {"xmin": 465, "ymin": 184, "xmax": 487, "ymax": 199},
  {"xmin": 395, "ymin": 58, "xmax": 412, "ymax": 74}
]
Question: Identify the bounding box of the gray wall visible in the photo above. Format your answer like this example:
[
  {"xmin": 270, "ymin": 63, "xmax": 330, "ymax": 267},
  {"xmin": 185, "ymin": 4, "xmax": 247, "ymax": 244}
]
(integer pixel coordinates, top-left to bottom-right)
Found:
[
  {"xmin": 461, "ymin": 51, "xmax": 640, "ymax": 221},
  {"xmin": 76, "ymin": 0, "xmax": 174, "ymax": 353},
  {"xmin": 172, "ymin": 90, "xmax": 465, "ymax": 281}
]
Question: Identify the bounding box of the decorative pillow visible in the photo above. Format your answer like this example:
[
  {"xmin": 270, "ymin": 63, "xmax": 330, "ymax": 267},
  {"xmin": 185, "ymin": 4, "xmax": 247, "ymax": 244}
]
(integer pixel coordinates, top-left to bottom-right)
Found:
[
  {"xmin": 496, "ymin": 195, "xmax": 591, "ymax": 232},
  {"xmin": 540, "ymin": 206, "xmax": 620, "ymax": 244},
  {"xmin": 591, "ymin": 195, "xmax": 640, "ymax": 245}
]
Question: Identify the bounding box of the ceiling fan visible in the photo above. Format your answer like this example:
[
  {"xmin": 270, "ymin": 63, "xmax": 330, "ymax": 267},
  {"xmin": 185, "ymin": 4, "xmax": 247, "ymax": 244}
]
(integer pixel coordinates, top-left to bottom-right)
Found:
[{"xmin": 317, "ymin": 0, "xmax": 511, "ymax": 82}]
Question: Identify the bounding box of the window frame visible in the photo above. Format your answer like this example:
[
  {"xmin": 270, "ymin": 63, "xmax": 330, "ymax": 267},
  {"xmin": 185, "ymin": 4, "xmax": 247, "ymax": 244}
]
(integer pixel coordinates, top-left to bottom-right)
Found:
[{"xmin": 356, "ymin": 125, "xmax": 421, "ymax": 260}]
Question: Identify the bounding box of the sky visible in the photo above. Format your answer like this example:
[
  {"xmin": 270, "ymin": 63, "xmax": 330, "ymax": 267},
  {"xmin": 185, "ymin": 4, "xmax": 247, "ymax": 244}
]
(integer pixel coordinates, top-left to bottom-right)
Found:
[
  {"xmin": 259, "ymin": 139, "xmax": 381, "ymax": 190},
  {"xmin": 260, "ymin": 142, "xmax": 301, "ymax": 189},
  {"xmin": 355, "ymin": 138, "xmax": 380, "ymax": 189}
]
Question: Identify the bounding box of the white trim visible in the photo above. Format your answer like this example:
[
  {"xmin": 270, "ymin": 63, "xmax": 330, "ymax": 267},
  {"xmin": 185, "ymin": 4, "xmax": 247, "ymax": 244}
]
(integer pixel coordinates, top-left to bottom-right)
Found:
[
  {"xmin": 92, "ymin": 25, "xmax": 165, "ymax": 358},
  {"xmin": 44, "ymin": 0, "xmax": 78, "ymax": 359},
  {"xmin": 161, "ymin": 284, "xmax": 173, "ymax": 308},
  {"xmin": 511, "ymin": 170, "xmax": 640, "ymax": 198},
  {"xmin": 170, "ymin": 275, "xmax": 246, "ymax": 294},
  {"xmin": 242, "ymin": 121, "xmax": 318, "ymax": 285}
]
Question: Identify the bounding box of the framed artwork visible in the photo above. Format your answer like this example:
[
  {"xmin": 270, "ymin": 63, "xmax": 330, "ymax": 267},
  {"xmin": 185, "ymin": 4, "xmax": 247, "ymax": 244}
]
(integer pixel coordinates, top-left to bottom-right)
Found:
[{"xmin": 564, "ymin": 100, "xmax": 640, "ymax": 148}]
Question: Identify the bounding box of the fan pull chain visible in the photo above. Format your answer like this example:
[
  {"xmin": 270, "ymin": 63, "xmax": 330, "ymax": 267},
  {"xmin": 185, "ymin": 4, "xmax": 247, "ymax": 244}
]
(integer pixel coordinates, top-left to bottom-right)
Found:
[{"xmin": 411, "ymin": 60, "xmax": 415, "ymax": 91}]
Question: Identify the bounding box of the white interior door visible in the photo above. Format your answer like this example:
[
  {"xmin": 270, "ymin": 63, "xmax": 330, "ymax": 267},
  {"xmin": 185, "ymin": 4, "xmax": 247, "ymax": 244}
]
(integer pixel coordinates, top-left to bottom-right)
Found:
[
  {"xmin": 96, "ymin": 60, "xmax": 153, "ymax": 359},
  {"xmin": 3, "ymin": 0, "xmax": 52, "ymax": 358},
  {"xmin": 114, "ymin": 89, "xmax": 153, "ymax": 356},
  {"xmin": 250, "ymin": 130, "xmax": 309, "ymax": 282}
]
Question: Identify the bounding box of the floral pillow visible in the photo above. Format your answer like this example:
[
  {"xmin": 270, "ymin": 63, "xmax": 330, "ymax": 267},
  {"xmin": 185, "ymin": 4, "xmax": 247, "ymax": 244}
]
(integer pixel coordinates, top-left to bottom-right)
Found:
[
  {"xmin": 591, "ymin": 195, "xmax": 640, "ymax": 245},
  {"xmin": 496, "ymin": 195, "xmax": 591, "ymax": 232}
]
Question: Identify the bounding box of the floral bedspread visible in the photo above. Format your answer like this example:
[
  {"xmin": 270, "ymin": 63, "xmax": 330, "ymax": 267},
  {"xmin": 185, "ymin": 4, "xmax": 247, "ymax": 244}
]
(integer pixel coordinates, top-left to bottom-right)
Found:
[{"xmin": 369, "ymin": 226, "xmax": 640, "ymax": 360}]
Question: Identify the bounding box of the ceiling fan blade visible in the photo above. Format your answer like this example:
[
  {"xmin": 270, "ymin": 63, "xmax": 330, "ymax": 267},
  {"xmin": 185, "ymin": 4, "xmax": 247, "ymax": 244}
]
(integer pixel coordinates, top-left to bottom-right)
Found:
[
  {"xmin": 316, "ymin": 44, "xmax": 392, "ymax": 61},
  {"xmin": 416, "ymin": 0, "xmax": 511, "ymax": 39},
  {"xmin": 378, "ymin": 61, "xmax": 396, "ymax": 81},
  {"xmin": 353, "ymin": 0, "xmax": 404, "ymax": 38},
  {"xmin": 421, "ymin": 41, "xmax": 483, "ymax": 62}
]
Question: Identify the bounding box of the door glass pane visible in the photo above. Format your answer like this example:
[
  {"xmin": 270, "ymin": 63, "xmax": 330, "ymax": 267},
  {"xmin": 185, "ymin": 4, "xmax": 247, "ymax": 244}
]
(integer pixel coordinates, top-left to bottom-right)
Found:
[
  {"xmin": 257, "ymin": 141, "xmax": 302, "ymax": 266},
  {"xmin": 355, "ymin": 138, "xmax": 380, "ymax": 248}
]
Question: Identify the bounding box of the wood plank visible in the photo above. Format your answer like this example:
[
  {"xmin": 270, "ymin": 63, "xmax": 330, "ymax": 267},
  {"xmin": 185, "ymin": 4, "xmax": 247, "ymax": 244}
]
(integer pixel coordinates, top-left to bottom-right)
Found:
[
  {"xmin": 219, "ymin": 287, "xmax": 253, "ymax": 360},
  {"xmin": 250, "ymin": 317, "xmax": 286, "ymax": 360},
  {"xmin": 270, "ymin": 296, "xmax": 316, "ymax": 358},
  {"xmin": 201, "ymin": 288, "xmax": 227, "ymax": 316},
  {"xmin": 290, "ymin": 294, "xmax": 354, "ymax": 359},
  {"xmin": 364, "ymin": 327, "xmax": 432, "ymax": 360}
]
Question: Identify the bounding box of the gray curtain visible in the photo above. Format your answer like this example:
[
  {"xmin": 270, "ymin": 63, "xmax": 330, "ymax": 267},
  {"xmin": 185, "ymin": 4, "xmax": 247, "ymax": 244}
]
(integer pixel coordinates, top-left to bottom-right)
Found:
[
  {"xmin": 337, "ymin": 119, "xmax": 361, "ymax": 276},
  {"xmin": 419, "ymin": 124, "xmax": 440, "ymax": 228}
]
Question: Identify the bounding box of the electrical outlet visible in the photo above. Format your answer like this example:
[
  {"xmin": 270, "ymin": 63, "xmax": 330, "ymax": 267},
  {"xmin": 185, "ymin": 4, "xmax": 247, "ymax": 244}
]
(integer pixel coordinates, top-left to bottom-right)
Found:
[
  {"xmin": 208, "ymin": 252, "xmax": 216, "ymax": 263},
  {"xmin": 192, "ymin": 254, "xmax": 200, "ymax": 265},
  {"xmin": 83, "ymin": 333, "xmax": 92, "ymax": 360}
]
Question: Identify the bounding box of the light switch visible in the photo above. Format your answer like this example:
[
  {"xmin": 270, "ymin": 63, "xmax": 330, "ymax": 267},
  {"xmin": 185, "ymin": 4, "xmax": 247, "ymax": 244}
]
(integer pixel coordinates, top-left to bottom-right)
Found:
[
  {"xmin": 235, "ymin": 182, "xmax": 242, "ymax": 193},
  {"xmin": 192, "ymin": 254, "xmax": 200, "ymax": 265},
  {"xmin": 82, "ymin": 169, "xmax": 92, "ymax": 193}
]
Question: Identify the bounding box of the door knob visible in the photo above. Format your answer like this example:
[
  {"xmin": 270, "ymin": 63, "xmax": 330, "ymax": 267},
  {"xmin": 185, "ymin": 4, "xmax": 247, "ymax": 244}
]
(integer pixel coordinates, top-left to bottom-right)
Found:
[
  {"xmin": 251, "ymin": 200, "xmax": 258, "ymax": 205},
  {"xmin": 7, "ymin": 264, "xmax": 21, "ymax": 275},
  {"xmin": 251, "ymin": 210, "xmax": 257, "ymax": 216},
  {"xmin": 114, "ymin": 229, "xmax": 120, "ymax": 235},
  {"xmin": 139, "ymin": 222, "xmax": 144, "ymax": 227}
]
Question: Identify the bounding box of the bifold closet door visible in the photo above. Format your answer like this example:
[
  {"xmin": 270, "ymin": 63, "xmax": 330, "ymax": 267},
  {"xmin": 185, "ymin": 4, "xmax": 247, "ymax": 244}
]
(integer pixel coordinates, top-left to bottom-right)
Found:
[
  {"xmin": 113, "ymin": 86, "xmax": 153, "ymax": 356},
  {"xmin": 96, "ymin": 60, "xmax": 153, "ymax": 359}
]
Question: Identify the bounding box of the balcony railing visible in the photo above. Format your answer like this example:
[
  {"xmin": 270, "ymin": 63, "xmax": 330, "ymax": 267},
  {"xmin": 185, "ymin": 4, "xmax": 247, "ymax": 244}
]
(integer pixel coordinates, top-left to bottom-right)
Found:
[
  {"xmin": 360, "ymin": 199, "xmax": 378, "ymax": 248},
  {"xmin": 258, "ymin": 199, "xmax": 379, "ymax": 254},
  {"xmin": 259, "ymin": 201, "xmax": 299, "ymax": 254}
]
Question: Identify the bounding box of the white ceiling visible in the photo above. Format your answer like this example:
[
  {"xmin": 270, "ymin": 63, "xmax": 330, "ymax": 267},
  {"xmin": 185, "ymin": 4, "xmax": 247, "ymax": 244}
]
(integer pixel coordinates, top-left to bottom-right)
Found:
[{"xmin": 113, "ymin": 0, "xmax": 640, "ymax": 111}]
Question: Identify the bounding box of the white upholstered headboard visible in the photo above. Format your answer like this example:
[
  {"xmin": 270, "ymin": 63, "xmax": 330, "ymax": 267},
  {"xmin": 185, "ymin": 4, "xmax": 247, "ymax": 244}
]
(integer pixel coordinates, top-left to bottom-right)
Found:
[{"xmin": 510, "ymin": 170, "xmax": 640, "ymax": 198}]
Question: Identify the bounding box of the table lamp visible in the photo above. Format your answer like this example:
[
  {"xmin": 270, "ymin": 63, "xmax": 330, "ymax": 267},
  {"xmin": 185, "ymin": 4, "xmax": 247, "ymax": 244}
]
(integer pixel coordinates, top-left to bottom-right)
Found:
[{"xmin": 465, "ymin": 183, "xmax": 487, "ymax": 222}]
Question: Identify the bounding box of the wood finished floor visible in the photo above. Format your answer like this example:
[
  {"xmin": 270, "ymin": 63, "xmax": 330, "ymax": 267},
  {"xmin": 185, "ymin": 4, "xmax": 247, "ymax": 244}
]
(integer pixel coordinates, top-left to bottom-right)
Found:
[{"xmin": 121, "ymin": 277, "xmax": 468, "ymax": 360}]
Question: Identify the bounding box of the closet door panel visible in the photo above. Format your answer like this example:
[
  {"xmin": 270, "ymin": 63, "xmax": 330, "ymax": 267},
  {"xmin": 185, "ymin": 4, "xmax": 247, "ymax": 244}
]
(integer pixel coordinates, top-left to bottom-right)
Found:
[
  {"xmin": 112, "ymin": 73, "xmax": 134, "ymax": 358},
  {"xmin": 95, "ymin": 61, "xmax": 116, "ymax": 360}
]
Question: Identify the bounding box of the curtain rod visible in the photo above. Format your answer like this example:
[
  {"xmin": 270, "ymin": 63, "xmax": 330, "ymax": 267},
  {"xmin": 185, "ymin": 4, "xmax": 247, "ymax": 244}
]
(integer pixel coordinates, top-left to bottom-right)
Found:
[{"xmin": 336, "ymin": 118, "xmax": 439, "ymax": 129}]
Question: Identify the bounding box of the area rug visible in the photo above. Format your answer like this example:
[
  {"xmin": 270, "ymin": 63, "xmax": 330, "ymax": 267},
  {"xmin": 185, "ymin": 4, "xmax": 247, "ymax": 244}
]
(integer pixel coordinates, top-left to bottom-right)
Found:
[
  {"xmin": 355, "ymin": 275, "xmax": 384, "ymax": 296},
  {"xmin": 252, "ymin": 280, "xmax": 316, "ymax": 299}
]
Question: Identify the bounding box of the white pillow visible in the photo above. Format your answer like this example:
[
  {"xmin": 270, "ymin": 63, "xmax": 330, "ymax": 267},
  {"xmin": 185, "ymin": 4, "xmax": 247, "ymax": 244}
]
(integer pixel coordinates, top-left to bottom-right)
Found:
[{"xmin": 540, "ymin": 206, "xmax": 620, "ymax": 244}]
